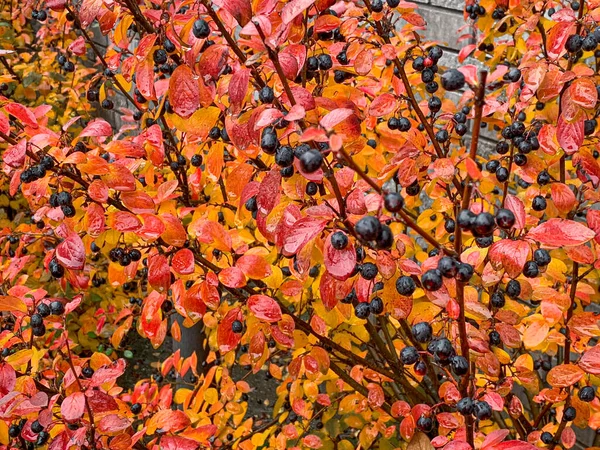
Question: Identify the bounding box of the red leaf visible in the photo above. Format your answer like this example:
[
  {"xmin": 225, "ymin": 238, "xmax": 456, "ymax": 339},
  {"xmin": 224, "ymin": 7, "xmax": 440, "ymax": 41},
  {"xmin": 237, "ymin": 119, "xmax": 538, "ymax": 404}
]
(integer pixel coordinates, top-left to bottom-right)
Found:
[
  {"xmin": 61, "ymin": 392, "xmax": 86, "ymax": 422},
  {"xmin": 219, "ymin": 267, "xmax": 246, "ymax": 288},
  {"xmin": 488, "ymin": 239, "xmax": 530, "ymax": 278},
  {"xmin": 0, "ymin": 363, "xmax": 16, "ymax": 396},
  {"xmin": 111, "ymin": 211, "xmax": 142, "ymax": 232},
  {"xmin": 257, "ymin": 169, "xmax": 281, "ymax": 215},
  {"xmin": 218, "ymin": 0, "xmax": 251, "ymax": 25},
  {"xmin": 146, "ymin": 409, "xmax": 191, "ymax": 434},
  {"xmin": 587, "ymin": 210, "xmax": 600, "ymax": 244},
  {"xmin": 278, "ymin": 53, "xmax": 299, "ymax": 80},
  {"xmin": 56, "ymin": 233, "xmax": 86, "ymax": 271},
  {"xmin": 161, "ymin": 214, "xmax": 187, "ymax": 247},
  {"xmin": 282, "ymin": 217, "xmax": 327, "ymax": 256},
  {"xmin": 229, "ymin": 69, "xmax": 250, "ymax": 113},
  {"xmin": 247, "ymin": 295, "xmax": 282, "ymax": 322},
  {"xmin": 458, "ymin": 44, "xmax": 476, "ymax": 63},
  {"xmin": 367, "ymin": 384, "xmax": 385, "ymax": 408},
  {"xmin": 80, "ymin": 118, "xmax": 112, "ymax": 138},
  {"xmin": 324, "ymin": 232, "xmax": 356, "ymax": 280},
  {"xmin": 368, "ymin": 93, "xmax": 397, "ymax": 117},
  {"xmin": 78, "ymin": 0, "xmax": 102, "ymax": 26},
  {"xmin": 68, "ymin": 36, "xmax": 86, "ymax": 56},
  {"xmin": 526, "ymin": 218, "xmax": 595, "ymax": 247},
  {"xmin": 169, "ymin": 66, "xmax": 200, "ymax": 118},
  {"xmin": 135, "ymin": 57, "xmax": 156, "ymax": 100},
  {"xmin": 217, "ymin": 308, "xmax": 243, "ymax": 353},
  {"xmin": 90, "ymin": 359, "xmax": 126, "ymax": 387},
  {"xmin": 557, "ymin": 114, "xmax": 584, "ymax": 155},
  {"xmin": 198, "ymin": 45, "xmax": 230, "ymax": 81},
  {"xmin": 354, "ymin": 49, "xmax": 373, "ymax": 76},
  {"xmin": 319, "ymin": 271, "xmax": 352, "ymax": 310},
  {"xmin": 236, "ymin": 254, "xmax": 272, "ymax": 279},
  {"xmin": 281, "ymin": 0, "xmax": 316, "ymax": 24},
  {"xmin": 148, "ymin": 254, "xmax": 171, "ymax": 291},
  {"xmin": 103, "ymin": 164, "xmax": 136, "ymax": 191},
  {"xmin": 568, "ymin": 78, "xmax": 597, "ymax": 109},
  {"xmin": 4, "ymin": 139, "xmax": 26, "ymax": 168},
  {"xmin": 320, "ymin": 108, "xmax": 355, "ymax": 131},
  {"xmin": 504, "ymin": 195, "xmax": 526, "ymax": 230},
  {"xmin": 160, "ymin": 436, "xmax": 201, "ymax": 450},
  {"xmin": 98, "ymin": 414, "xmax": 131, "ymax": 433},
  {"xmin": 551, "ymin": 183, "xmax": 577, "ymax": 214},
  {"xmin": 546, "ymin": 22, "xmax": 576, "ymax": 60},
  {"xmin": 579, "ymin": 344, "xmax": 600, "ymax": 375},
  {"xmin": 482, "ymin": 429, "xmax": 510, "ymax": 450},
  {"xmin": 4, "ymin": 103, "xmax": 38, "ymax": 128},
  {"xmin": 401, "ymin": 12, "xmax": 426, "ymax": 27},
  {"xmin": 561, "ymin": 427, "xmax": 576, "ymax": 449},
  {"xmin": 172, "ymin": 249, "xmax": 195, "ymax": 275}
]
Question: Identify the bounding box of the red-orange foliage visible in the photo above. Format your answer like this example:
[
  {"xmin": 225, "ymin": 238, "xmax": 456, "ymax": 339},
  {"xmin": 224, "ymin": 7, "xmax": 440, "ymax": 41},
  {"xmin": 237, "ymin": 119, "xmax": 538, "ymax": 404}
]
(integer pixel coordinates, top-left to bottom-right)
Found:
[{"xmin": 1, "ymin": 0, "xmax": 600, "ymax": 448}]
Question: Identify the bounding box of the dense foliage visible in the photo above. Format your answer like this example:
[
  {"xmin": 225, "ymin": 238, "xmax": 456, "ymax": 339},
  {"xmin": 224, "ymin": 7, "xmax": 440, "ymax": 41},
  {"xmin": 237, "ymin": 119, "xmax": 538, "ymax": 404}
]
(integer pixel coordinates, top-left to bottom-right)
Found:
[{"xmin": 1, "ymin": 0, "xmax": 600, "ymax": 448}]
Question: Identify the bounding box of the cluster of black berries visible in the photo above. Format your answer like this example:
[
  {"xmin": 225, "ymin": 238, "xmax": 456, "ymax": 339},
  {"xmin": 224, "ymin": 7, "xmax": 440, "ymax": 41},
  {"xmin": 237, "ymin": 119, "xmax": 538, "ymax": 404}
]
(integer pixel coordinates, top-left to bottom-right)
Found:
[
  {"xmin": 92, "ymin": 272, "xmax": 107, "ymax": 287},
  {"xmin": 84, "ymin": 86, "xmax": 114, "ymax": 109},
  {"xmin": 305, "ymin": 53, "xmax": 333, "ymax": 80},
  {"xmin": 49, "ymin": 190, "xmax": 76, "ymax": 218},
  {"xmin": 452, "ymin": 107, "xmax": 470, "ymax": 136},
  {"xmin": 353, "ymin": 296, "xmax": 385, "ymax": 319},
  {"xmin": 387, "ymin": 116, "xmax": 412, "ymax": 132},
  {"xmin": 369, "ymin": 0, "xmax": 402, "ymax": 12},
  {"xmin": 48, "ymin": 257, "xmax": 65, "ymax": 278},
  {"xmin": 109, "ymin": 247, "xmax": 142, "ymax": 267},
  {"xmin": 209, "ymin": 125, "xmax": 230, "ymax": 142},
  {"xmin": 9, "ymin": 419, "xmax": 49, "ymax": 445},
  {"xmin": 565, "ymin": 28, "xmax": 600, "ymax": 54},
  {"xmin": 4, "ymin": 234, "xmax": 29, "ymax": 258},
  {"xmin": 491, "ymin": 7, "xmax": 505, "ymax": 20},
  {"xmin": 411, "ymin": 47, "xmax": 445, "ymax": 93},
  {"xmin": 31, "ymin": 300, "xmax": 65, "ymax": 336},
  {"xmin": 354, "ymin": 215, "xmax": 394, "ymax": 250},
  {"xmin": 169, "ymin": 154, "xmax": 187, "ymax": 171},
  {"xmin": 57, "ymin": 54, "xmax": 75, "ymax": 72},
  {"xmin": 458, "ymin": 207, "xmax": 515, "ymax": 248},
  {"xmin": 262, "ymin": 129, "xmax": 327, "ymax": 176},
  {"xmin": 492, "ymin": 121, "xmax": 539, "ymax": 181},
  {"xmin": 31, "ymin": 9, "xmax": 47, "ymax": 21},
  {"xmin": 396, "ymin": 255, "xmax": 474, "ymax": 296},
  {"xmin": 20, "ymin": 155, "xmax": 54, "ymax": 185},
  {"xmin": 465, "ymin": 3, "xmax": 486, "ymax": 20}
]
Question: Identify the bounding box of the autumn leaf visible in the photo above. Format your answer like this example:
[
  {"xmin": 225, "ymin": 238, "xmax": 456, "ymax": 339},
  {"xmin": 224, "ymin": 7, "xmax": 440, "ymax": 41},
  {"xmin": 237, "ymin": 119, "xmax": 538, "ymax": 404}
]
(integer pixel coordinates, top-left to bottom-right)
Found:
[
  {"xmin": 526, "ymin": 219, "xmax": 595, "ymax": 247},
  {"xmin": 547, "ymin": 364, "xmax": 584, "ymax": 388},
  {"xmin": 247, "ymin": 295, "xmax": 282, "ymax": 322}
]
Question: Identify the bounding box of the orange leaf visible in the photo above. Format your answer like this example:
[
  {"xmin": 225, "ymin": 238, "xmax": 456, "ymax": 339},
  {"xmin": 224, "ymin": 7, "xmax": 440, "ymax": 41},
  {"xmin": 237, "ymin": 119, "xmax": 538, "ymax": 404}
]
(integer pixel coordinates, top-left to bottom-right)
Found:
[
  {"xmin": 0, "ymin": 295, "xmax": 27, "ymax": 313},
  {"xmin": 547, "ymin": 364, "xmax": 585, "ymax": 388},
  {"xmin": 236, "ymin": 254, "xmax": 272, "ymax": 279}
]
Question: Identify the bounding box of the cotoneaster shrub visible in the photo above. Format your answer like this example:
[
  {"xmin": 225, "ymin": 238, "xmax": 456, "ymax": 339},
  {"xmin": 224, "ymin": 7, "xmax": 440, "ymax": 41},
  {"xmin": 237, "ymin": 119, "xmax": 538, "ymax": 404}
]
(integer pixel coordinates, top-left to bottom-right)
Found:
[{"xmin": 1, "ymin": 0, "xmax": 600, "ymax": 449}]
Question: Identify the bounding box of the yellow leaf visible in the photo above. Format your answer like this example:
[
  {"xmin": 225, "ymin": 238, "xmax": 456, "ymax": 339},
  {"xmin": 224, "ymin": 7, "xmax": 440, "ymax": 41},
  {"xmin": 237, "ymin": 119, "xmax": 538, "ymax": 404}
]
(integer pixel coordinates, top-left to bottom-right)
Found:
[
  {"xmin": 0, "ymin": 295, "xmax": 27, "ymax": 313},
  {"xmin": 174, "ymin": 388, "xmax": 192, "ymax": 404},
  {"xmin": 204, "ymin": 387, "xmax": 218, "ymax": 405},
  {"xmin": 6, "ymin": 349, "xmax": 32, "ymax": 371},
  {"xmin": 493, "ymin": 347, "xmax": 511, "ymax": 365},
  {"xmin": 168, "ymin": 106, "xmax": 220, "ymax": 135}
]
